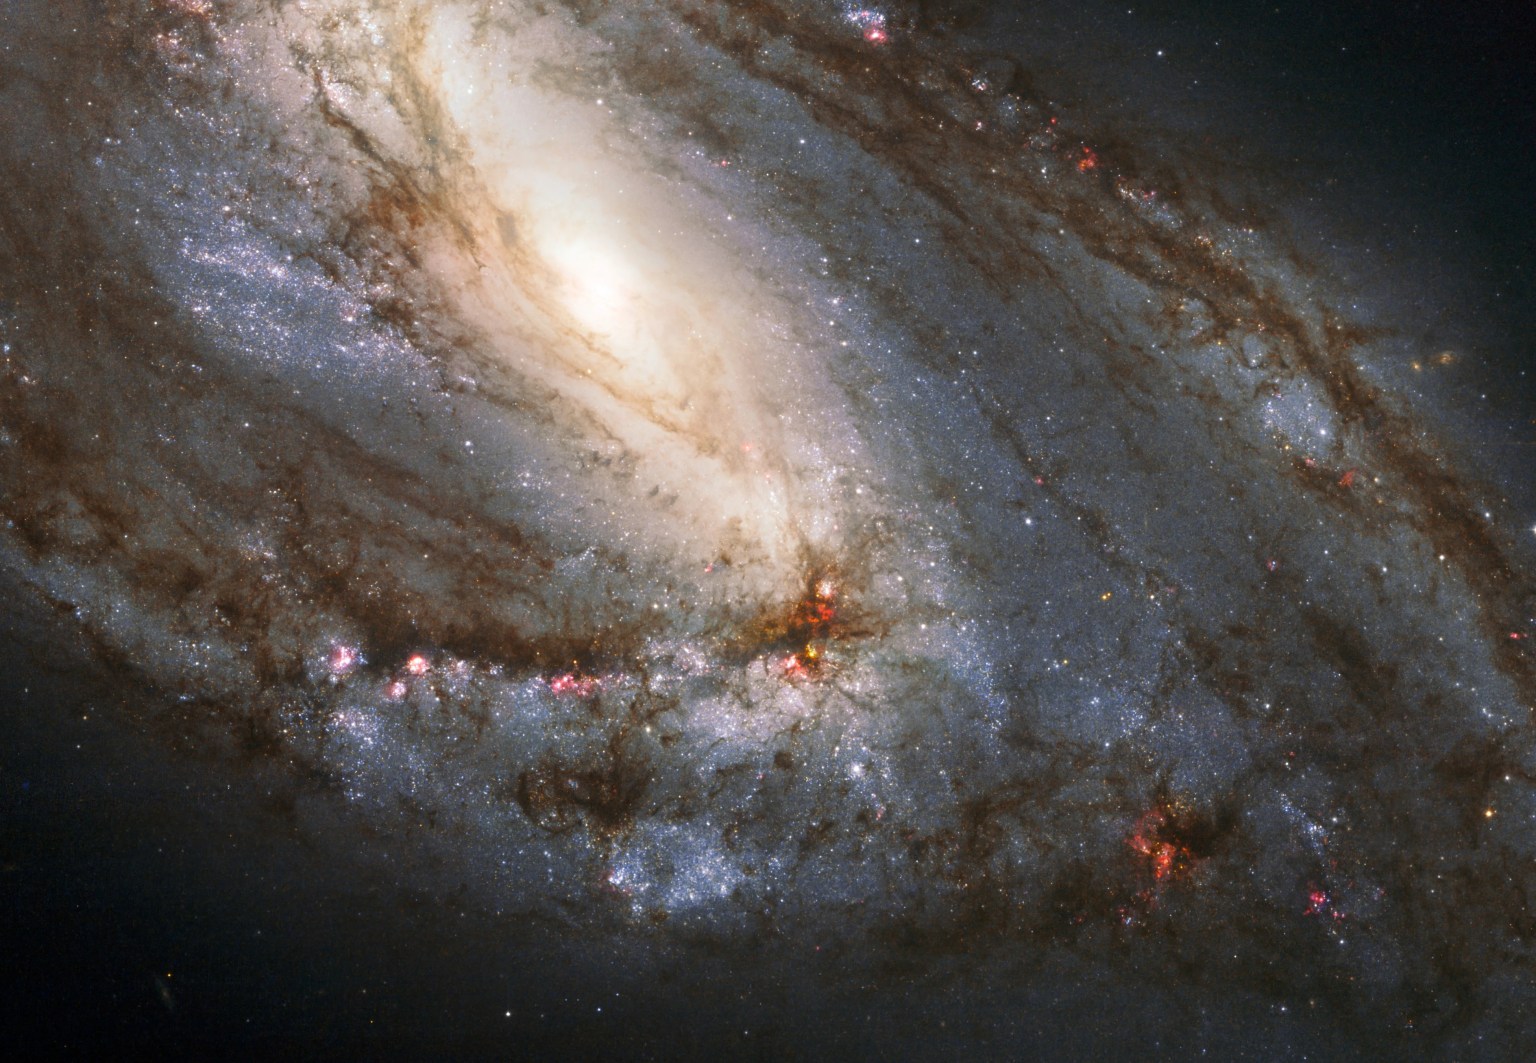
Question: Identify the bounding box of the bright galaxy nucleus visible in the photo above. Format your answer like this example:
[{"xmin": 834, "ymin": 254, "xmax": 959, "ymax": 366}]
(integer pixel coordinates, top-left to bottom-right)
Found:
[{"xmin": 2, "ymin": 0, "xmax": 1533, "ymax": 1058}]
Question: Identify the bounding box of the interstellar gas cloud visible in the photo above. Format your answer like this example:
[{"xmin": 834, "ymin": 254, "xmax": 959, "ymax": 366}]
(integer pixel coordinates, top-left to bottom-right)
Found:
[{"xmin": 2, "ymin": 0, "xmax": 1534, "ymax": 1057}]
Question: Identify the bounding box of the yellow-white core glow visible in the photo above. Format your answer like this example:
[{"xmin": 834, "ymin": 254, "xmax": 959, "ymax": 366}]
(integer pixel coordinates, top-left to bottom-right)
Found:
[{"xmin": 416, "ymin": 6, "xmax": 828, "ymax": 577}]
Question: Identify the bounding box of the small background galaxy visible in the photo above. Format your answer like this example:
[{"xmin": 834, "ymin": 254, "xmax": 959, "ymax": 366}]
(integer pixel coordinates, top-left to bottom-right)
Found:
[{"xmin": 2, "ymin": 1, "xmax": 1535, "ymax": 1059}]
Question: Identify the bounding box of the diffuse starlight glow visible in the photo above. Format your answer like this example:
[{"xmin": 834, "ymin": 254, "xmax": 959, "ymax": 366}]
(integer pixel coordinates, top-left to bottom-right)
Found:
[{"xmin": 2, "ymin": 0, "xmax": 1534, "ymax": 1054}]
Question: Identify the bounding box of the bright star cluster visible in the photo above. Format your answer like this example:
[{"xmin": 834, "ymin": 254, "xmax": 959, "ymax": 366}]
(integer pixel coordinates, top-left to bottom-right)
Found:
[{"xmin": 1, "ymin": 0, "xmax": 1533, "ymax": 1056}]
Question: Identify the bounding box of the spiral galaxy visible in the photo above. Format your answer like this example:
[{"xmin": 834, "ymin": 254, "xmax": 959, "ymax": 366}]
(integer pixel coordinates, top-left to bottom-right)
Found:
[{"xmin": 3, "ymin": 0, "xmax": 1533, "ymax": 1057}]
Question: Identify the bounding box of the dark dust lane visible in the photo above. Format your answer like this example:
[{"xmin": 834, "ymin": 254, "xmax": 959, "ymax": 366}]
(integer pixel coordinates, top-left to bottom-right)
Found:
[{"xmin": 1, "ymin": 1, "xmax": 1533, "ymax": 1057}]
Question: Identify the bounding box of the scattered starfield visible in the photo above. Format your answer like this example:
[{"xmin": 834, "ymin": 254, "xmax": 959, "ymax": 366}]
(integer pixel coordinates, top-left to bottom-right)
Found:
[{"xmin": 1, "ymin": 0, "xmax": 1533, "ymax": 1058}]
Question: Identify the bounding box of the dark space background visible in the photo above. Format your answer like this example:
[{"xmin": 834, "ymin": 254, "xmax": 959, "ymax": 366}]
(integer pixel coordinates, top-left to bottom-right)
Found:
[{"xmin": 2, "ymin": 1, "xmax": 1534, "ymax": 1059}]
